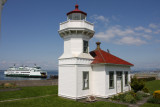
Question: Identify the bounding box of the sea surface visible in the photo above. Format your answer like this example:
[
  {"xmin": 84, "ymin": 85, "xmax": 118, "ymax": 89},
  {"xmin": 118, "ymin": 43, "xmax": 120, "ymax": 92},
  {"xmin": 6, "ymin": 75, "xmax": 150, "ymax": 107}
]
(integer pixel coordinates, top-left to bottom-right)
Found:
[{"xmin": 0, "ymin": 70, "xmax": 58, "ymax": 80}]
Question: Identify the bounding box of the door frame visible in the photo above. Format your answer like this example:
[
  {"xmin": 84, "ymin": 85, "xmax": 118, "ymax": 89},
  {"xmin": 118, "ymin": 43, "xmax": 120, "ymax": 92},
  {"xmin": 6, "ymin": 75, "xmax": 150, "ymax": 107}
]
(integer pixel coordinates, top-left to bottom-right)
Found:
[{"xmin": 116, "ymin": 71, "xmax": 123, "ymax": 93}]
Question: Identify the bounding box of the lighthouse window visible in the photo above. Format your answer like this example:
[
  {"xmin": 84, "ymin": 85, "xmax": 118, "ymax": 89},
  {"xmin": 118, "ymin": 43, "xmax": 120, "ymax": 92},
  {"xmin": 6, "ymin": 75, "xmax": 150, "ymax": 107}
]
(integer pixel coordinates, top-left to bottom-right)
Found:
[
  {"xmin": 68, "ymin": 13, "xmax": 86, "ymax": 20},
  {"xmin": 68, "ymin": 14, "xmax": 72, "ymax": 20},
  {"xmin": 83, "ymin": 71, "xmax": 89, "ymax": 90},
  {"xmin": 81, "ymin": 14, "xmax": 85, "ymax": 20},
  {"xmin": 72, "ymin": 13, "xmax": 81, "ymax": 20},
  {"xmin": 83, "ymin": 40, "xmax": 88, "ymax": 53}
]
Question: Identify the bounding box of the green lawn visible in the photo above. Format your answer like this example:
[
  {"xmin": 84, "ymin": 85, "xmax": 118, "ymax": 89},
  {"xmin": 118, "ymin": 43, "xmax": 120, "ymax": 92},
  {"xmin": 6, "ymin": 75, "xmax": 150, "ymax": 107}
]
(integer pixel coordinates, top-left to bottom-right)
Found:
[
  {"xmin": 0, "ymin": 86, "xmax": 58, "ymax": 101},
  {"xmin": 1, "ymin": 80, "xmax": 160, "ymax": 107},
  {"xmin": 141, "ymin": 80, "xmax": 160, "ymax": 107},
  {"xmin": 140, "ymin": 103, "xmax": 160, "ymax": 107},
  {"xmin": 0, "ymin": 95, "xmax": 127, "ymax": 107},
  {"xmin": 0, "ymin": 85, "xmax": 127, "ymax": 107},
  {"xmin": 145, "ymin": 80, "xmax": 160, "ymax": 93}
]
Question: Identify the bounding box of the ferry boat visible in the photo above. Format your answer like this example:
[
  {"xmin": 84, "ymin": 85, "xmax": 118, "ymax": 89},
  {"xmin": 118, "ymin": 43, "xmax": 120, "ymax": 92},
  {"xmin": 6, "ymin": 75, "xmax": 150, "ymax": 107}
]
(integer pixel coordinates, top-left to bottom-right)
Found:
[{"xmin": 4, "ymin": 65, "xmax": 47, "ymax": 78}]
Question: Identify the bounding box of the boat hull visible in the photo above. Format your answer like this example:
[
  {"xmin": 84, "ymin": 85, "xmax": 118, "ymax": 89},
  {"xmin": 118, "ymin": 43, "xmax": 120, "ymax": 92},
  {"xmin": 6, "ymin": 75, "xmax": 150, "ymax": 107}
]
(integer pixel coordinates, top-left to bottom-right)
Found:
[{"xmin": 5, "ymin": 74, "xmax": 47, "ymax": 78}]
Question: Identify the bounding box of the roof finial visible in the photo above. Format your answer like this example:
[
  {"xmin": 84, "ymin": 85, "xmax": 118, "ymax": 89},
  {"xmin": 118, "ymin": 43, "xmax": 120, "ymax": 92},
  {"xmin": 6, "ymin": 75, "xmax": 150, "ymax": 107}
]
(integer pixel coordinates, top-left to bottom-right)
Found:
[
  {"xmin": 96, "ymin": 42, "xmax": 101, "ymax": 50},
  {"xmin": 75, "ymin": 0, "xmax": 79, "ymax": 9}
]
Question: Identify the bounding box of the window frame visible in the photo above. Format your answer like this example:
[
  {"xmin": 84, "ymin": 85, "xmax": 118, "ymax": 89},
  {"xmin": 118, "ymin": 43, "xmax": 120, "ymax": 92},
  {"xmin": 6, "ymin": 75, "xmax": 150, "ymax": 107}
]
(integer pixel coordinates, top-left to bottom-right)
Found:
[
  {"xmin": 67, "ymin": 13, "xmax": 86, "ymax": 20},
  {"xmin": 124, "ymin": 71, "xmax": 128, "ymax": 86},
  {"xmin": 109, "ymin": 71, "xmax": 114, "ymax": 89},
  {"xmin": 83, "ymin": 40, "xmax": 88, "ymax": 53},
  {"xmin": 82, "ymin": 71, "xmax": 89, "ymax": 90}
]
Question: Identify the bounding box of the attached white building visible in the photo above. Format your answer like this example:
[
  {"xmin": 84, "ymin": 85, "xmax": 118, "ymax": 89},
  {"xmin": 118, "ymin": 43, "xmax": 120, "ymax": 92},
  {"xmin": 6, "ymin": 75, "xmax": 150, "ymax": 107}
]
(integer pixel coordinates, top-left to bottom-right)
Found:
[{"xmin": 58, "ymin": 4, "xmax": 134, "ymax": 100}]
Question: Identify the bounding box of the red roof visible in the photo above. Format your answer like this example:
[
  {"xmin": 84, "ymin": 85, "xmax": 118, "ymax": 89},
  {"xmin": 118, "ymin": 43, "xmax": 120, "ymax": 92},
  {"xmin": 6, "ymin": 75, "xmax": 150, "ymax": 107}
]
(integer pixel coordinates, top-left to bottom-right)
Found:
[
  {"xmin": 90, "ymin": 49, "xmax": 134, "ymax": 66},
  {"xmin": 67, "ymin": 4, "xmax": 87, "ymax": 16}
]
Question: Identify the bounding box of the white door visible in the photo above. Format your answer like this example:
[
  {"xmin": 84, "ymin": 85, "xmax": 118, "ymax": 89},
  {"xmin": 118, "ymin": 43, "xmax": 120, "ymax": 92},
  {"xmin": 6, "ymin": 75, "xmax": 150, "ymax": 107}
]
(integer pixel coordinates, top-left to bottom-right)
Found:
[{"xmin": 117, "ymin": 77, "xmax": 122, "ymax": 93}]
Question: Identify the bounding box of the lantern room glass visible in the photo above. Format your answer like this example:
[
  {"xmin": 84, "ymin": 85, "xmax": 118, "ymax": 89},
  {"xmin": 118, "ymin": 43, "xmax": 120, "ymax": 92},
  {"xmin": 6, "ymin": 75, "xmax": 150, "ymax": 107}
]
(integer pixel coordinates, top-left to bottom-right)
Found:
[{"xmin": 68, "ymin": 13, "xmax": 86, "ymax": 20}]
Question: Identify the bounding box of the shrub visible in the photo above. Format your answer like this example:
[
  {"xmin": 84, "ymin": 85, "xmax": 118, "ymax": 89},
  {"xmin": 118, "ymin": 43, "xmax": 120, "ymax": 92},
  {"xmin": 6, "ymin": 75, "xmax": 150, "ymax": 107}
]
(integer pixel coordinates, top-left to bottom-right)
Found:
[
  {"xmin": 129, "ymin": 90, "xmax": 136, "ymax": 97},
  {"xmin": 123, "ymin": 94, "xmax": 136, "ymax": 103},
  {"xmin": 130, "ymin": 76, "xmax": 145, "ymax": 92},
  {"xmin": 138, "ymin": 77, "xmax": 156, "ymax": 82},
  {"xmin": 153, "ymin": 90, "xmax": 160, "ymax": 99},
  {"xmin": 118, "ymin": 93, "xmax": 126, "ymax": 102},
  {"xmin": 111, "ymin": 95, "xmax": 120, "ymax": 100},
  {"xmin": 147, "ymin": 96, "xmax": 160, "ymax": 104},
  {"xmin": 135, "ymin": 92, "xmax": 143, "ymax": 100},
  {"xmin": 142, "ymin": 87, "xmax": 149, "ymax": 93}
]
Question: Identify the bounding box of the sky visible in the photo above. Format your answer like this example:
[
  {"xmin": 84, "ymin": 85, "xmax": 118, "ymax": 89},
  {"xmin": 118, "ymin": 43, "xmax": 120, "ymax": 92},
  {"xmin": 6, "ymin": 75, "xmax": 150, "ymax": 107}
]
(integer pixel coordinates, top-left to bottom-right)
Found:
[{"xmin": 0, "ymin": 0, "xmax": 160, "ymax": 70}]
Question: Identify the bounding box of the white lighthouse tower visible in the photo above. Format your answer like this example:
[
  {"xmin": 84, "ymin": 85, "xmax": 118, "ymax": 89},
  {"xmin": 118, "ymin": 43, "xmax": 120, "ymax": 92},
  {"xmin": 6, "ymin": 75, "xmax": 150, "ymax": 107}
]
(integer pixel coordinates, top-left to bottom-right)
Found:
[
  {"xmin": 58, "ymin": 4, "xmax": 94, "ymax": 99},
  {"xmin": 0, "ymin": 0, "xmax": 7, "ymax": 33}
]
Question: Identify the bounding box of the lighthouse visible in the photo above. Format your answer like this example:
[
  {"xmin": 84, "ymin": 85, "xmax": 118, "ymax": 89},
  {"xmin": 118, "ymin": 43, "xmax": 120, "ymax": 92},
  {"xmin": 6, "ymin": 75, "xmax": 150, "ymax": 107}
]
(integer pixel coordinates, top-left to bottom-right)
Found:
[
  {"xmin": 58, "ymin": 4, "xmax": 95, "ymax": 99},
  {"xmin": 58, "ymin": 4, "xmax": 133, "ymax": 100}
]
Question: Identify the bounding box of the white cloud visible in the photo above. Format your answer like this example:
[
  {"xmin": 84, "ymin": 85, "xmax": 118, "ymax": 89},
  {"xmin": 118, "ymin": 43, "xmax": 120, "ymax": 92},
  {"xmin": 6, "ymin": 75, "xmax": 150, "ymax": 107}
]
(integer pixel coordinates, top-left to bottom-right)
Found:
[
  {"xmin": 95, "ymin": 24, "xmax": 155, "ymax": 45},
  {"xmin": 115, "ymin": 37, "xmax": 146, "ymax": 45},
  {"xmin": 142, "ymin": 34, "xmax": 152, "ymax": 40},
  {"xmin": 149, "ymin": 23, "xmax": 158, "ymax": 29},
  {"xmin": 154, "ymin": 29, "xmax": 160, "ymax": 34},
  {"xmin": 135, "ymin": 26, "xmax": 152, "ymax": 33},
  {"xmin": 91, "ymin": 15, "xmax": 160, "ymax": 46},
  {"xmin": 90, "ymin": 15, "xmax": 109, "ymax": 25}
]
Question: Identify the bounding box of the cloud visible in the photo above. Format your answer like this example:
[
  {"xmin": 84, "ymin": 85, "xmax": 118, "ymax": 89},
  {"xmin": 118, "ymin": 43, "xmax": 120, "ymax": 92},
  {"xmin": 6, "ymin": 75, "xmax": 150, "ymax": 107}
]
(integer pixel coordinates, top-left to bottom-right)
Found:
[
  {"xmin": 91, "ymin": 14, "xmax": 160, "ymax": 46},
  {"xmin": 135, "ymin": 26, "xmax": 152, "ymax": 33},
  {"xmin": 154, "ymin": 29, "xmax": 160, "ymax": 34},
  {"xmin": 90, "ymin": 15, "xmax": 109, "ymax": 25},
  {"xmin": 149, "ymin": 23, "xmax": 158, "ymax": 29},
  {"xmin": 95, "ymin": 25, "xmax": 151, "ymax": 45},
  {"xmin": 142, "ymin": 34, "xmax": 152, "ymax": 40},
  {"xmin": 115, "ymin": 36, "xmax": 146, "ymax": 45}
]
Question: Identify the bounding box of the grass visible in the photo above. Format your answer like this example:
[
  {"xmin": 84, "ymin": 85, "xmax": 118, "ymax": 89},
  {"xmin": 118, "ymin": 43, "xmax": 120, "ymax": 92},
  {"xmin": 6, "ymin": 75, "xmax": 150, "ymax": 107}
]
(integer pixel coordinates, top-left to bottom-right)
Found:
[
  {"xmin": 145, "ymin": 80, "xmax": 160, "ymax": 93},
  {"xmin": 0, "ymin": 85, "xmax": 58, "ymax": 101},
  {"xmin": 140, "ymin": 103, "xmax": 160, "ymax": 107},
  {"xmin": 1, "ymin": 80, "xmax": 160, "ymax": 107},
  {"xmin": 0, "ymin": 85, "xmax": 127, "ymax": 107},
  {"xmin": 0, "ymin": 85, "xmax": 3, "ymax": 89},
  {"xmin": 0, "ymin": 95, "xmax": 127, "ymax": 107},
  {"xmin": 141, "ymin": 80, "xmax": 160, "ymax": 107}
]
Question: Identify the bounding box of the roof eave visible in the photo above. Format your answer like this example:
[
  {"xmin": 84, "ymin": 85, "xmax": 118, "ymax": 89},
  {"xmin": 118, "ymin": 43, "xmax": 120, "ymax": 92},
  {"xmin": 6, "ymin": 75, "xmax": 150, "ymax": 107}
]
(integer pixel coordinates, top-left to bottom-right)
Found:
[
  {"xmin": 91, "ymin": 63, "xmax": 134, "ymax": 67},
  {"xmin": 67, "ymin": 11, "xmax": 87, "ymax": 16}
]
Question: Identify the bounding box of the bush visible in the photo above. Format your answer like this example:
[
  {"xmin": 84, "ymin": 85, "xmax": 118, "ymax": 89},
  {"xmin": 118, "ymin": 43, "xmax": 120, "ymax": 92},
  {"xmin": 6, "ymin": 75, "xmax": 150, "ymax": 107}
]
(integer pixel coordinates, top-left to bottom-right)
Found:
[
  {"xmin": 118, "ymin": 93, "xmax": 126, "ymax": 102},
  {"xmin": 129, "ymin": 90, "xmax": 136, "ymax": 97},
  {"xmin": 111, "ymin": 90, "xmax": 150, "ymax": 104},
  {"xmin": 123, "ymin": 94, "xmax": 136, "ymax": 103},
  {"xmin": 130, "ymin": 76, "xmax": 145, "ymax": 92},
  {"xmin": 138, "ymin": 77, "xmax": 156, "ymax": 82},
  {"xmin": 142, "ymin": 87, "xmax": 149, "ymax": 93},
  {"xmin": 111, "ymin": 95, "xmax": 119, "ymax": 100},
  {"xmin": 135, "ymin": 92, "xmax": 143, "ymax": 100},
  {"xmin": 153, "ymin": 90, "xmax": 160, "ymax": 99},
  {"xmin": 147, "ymin": 96, "xmax": 160, "ymax": 104}
]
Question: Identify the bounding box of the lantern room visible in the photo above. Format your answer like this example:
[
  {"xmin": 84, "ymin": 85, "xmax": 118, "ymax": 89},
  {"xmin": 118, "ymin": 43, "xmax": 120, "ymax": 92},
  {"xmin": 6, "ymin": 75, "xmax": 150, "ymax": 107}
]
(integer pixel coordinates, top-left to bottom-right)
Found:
[{"xmin": 67, "ymin": 4, "xmax": 87, "ymax": 20}]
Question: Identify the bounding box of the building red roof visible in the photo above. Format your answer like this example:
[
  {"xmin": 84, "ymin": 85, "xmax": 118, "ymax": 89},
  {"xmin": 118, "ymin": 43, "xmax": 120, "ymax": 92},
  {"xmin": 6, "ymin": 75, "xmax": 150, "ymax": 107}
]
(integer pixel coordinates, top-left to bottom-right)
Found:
[
  {"xmin": 67, "ymin": 4, "xmax": 87, "ymax": 16},
  {"xmin": 90, "ymin": 42, "xmax": 134, "ymax": 66}
]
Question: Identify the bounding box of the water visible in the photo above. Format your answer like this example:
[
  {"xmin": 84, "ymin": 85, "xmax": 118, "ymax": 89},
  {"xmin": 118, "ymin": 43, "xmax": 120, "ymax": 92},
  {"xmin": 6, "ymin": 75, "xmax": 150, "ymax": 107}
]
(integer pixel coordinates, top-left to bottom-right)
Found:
[{"xmin": 0, "ymin": 70, "xmax": 58, "ymax": 80}]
